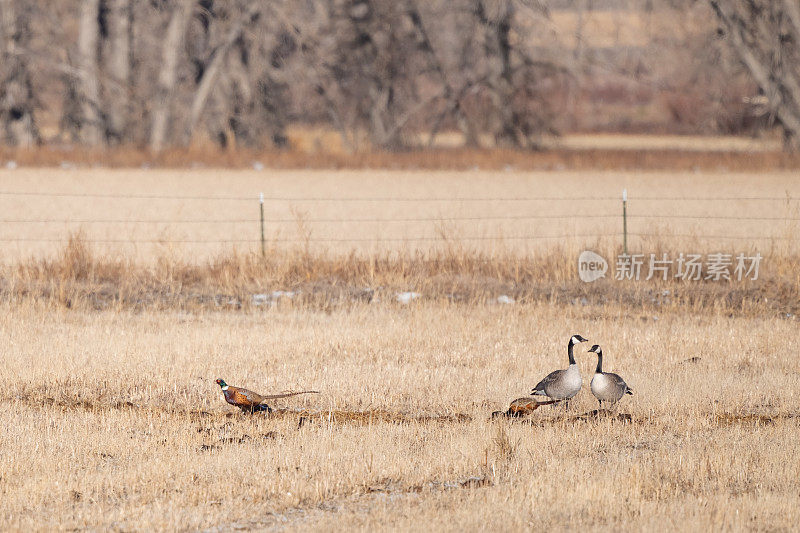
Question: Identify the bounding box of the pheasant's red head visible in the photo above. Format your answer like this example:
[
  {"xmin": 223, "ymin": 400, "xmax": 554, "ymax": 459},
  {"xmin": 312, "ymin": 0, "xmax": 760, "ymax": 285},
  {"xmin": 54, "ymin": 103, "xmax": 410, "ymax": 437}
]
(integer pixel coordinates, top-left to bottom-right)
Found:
[{"xmin": 215, "ymin": 378, "xmax": 227, "ymax": 388}]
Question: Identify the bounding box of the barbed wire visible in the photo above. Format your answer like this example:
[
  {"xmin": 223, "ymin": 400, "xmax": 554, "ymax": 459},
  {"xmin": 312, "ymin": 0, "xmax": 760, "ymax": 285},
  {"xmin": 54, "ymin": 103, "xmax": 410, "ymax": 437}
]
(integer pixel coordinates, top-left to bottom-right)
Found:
[
  {"xmin": 0, "ymin": 214, "xmax": 621, "ymax": 224},
  {"xmin": 0, "ymin": 190, "xmax": 619, "ymax": 201},
  {"xmin": 2, "ymin": 233, "xmax": 796, "ymax": 243},
  {"xmin": 628, "ymin": 233, "xmax": 797, "ymax": 241},
  {"xmin": 1, "ymin": 213, "xmax": 799, "ymax": 224},
  {"xmin": 1, "ymin": 190, "xmax": 798, "ymax": 202},
  {"xmin": 1, "ymin": 190, "xmax": 797, "ymax": 245},
  {"xmin": 0, "ymin": 233, "xmax": 622, "ymax": 243},
  {"xmin": 627, "ymin": 215, "xmax": 800, "ymax": 221}
]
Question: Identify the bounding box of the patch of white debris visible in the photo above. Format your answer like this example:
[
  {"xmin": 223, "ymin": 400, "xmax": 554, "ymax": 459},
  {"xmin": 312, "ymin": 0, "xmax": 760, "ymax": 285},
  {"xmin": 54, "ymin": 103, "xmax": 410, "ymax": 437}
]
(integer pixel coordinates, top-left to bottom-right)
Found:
[
  {"xmin": 252, "ymin": 291, "xmax": 297, "ymax": 306},
  {"xmin": 395, "ymin": 292, "xmax": 421, "ymax": 304}
]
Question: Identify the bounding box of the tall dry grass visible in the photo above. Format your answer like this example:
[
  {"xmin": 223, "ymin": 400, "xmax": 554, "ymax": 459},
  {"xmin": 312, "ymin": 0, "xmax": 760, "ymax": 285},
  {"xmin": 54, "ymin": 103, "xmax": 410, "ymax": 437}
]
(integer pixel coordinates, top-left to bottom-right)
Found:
[{"xmin": 2, "ymin": 235, "xmax": 798, "ymax": 317}]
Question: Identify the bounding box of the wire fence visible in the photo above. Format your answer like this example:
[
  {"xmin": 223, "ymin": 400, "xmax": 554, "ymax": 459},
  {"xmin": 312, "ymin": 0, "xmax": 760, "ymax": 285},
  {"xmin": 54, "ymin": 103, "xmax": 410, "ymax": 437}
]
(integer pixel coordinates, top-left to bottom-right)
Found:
[
  {"xmin": 1, "ymin": 189, "xmax": 798, "ymax": 248},
  {"xmin": 1, "ymin": 190, "xmax": 800, "ymax": 201}
]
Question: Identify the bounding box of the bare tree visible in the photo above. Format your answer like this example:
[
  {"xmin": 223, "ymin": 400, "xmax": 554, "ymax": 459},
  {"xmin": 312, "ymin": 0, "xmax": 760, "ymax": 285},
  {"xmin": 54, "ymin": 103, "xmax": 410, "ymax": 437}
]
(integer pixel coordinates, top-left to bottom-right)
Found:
[
  {"xmin": 404, "ymin": 1, "xmax": 481, "ymax": 147},
  {"xmin": 0, "ymin": 1, "xmax": 771, "ymax": 152},
  {"xmin": 183, "ymin": 3, "xmax": 260, "ymax": 146},
  {"xmin": 0, "ymin": 0, "xmax": 39, "ymax": 146},
  {"xmin": 470, "ymin": 0, "xmax": 569, "ymax": 148},
  {"xmin": 78, "ymin": 0, "xmax": 103, "ymax": 145},
  {"xmin": 475, "ymin": 0, "xmax": 520, "ymax": 147},
  {"xmin": 150, "ymin": 0, "xmax": 193, "ymax": 152},
  {"xmin": 104, "ymin": 0, "xmax": 132, "ymax": 144},
  {"xmin": 710, "ymin": 0, "xmax": 800, "ymax": 149},
  {"xmin": 308, "ymin": 0, "xmax": 446, "ymax": 150},
  {"xmin": 267, "ymin": 0, "xmax": 357, "ymax": 151}
]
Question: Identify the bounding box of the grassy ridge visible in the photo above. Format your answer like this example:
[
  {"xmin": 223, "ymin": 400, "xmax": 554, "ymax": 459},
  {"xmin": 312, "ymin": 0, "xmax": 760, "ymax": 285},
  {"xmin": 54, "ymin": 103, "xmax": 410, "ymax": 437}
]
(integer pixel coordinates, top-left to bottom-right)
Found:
[
  {"xmin": 3, "ymin": 144, "xmax": 800, "ymax": 171},
  {"xmin": 3, "ymin": 235, "xmax": 798, "ymax": 316}
]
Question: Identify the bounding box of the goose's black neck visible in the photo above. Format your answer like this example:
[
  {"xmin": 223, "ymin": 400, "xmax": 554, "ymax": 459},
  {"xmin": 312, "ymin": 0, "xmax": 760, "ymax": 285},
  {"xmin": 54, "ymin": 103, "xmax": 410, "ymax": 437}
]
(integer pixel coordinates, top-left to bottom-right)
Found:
[
  {"xmin": 568, "ymin": 341, "xmax": 576, "ymax": 365},
  {"xmin": 595, "ymin": 351, "xmax": 603, "ymax": 373}
]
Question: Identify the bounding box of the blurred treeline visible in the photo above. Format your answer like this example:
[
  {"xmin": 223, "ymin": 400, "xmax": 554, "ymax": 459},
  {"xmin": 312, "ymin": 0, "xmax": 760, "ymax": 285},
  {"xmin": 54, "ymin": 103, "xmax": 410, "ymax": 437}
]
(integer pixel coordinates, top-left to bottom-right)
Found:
[{"xmin": 0, "ymin": 0, "xmax": 767, "ymax": 151}]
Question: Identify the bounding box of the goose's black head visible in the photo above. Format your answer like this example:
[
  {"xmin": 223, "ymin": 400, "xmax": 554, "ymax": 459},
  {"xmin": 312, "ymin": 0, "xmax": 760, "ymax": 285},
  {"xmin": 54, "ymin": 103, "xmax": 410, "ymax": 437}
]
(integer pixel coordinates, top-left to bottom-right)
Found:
[
  {"xmin": 588, "ymin": 344, "xmax": 602, "ymax": 355},
  {"xmin": 570, "ymin": 334, "xmax": 588, "ymax": 345}
]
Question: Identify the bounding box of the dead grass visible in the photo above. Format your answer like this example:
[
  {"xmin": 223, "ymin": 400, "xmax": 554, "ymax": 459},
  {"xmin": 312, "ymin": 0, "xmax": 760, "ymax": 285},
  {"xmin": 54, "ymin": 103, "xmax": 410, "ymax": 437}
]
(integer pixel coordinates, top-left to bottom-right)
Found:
[
  {"xmin": 1, "ymin": 165, "xmax": 799, "ymax": 530},
  {"xmin": 2, "ymin": 235, "xmax": 799, "ymax": 318},
  {"xmin": 2, "ymin": 139, "xmax": 800, "ymax": 172},
  {"xmin": 1, "ymin": 301, "xmax": 799, "ymax": 530}
]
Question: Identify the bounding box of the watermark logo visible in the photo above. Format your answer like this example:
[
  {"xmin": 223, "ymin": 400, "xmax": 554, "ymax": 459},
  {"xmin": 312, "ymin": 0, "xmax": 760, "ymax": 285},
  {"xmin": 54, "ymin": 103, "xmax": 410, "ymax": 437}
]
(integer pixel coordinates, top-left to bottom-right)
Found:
[
  {"xmin": 578, "ymin": 251, "xmax": 762, "ymax": 282},
  {"xmin": 578, "ymin": 250, "xmax": 608, "ymax": 282}
]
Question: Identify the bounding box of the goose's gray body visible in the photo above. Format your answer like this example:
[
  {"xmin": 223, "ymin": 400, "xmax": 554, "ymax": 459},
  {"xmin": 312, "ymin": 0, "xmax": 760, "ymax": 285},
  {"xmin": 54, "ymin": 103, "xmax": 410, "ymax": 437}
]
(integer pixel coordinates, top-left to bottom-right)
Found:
[
  {"xmin": 532, "ymin": 364, "xmax": 582, "ymax": 400},
  {"xmin": 588, "ymin": 345, "xmax": 633, "ymax": 407},
  {"xmin": 531, "ymin": 335, "xmax": 588, "ymax": 401}
]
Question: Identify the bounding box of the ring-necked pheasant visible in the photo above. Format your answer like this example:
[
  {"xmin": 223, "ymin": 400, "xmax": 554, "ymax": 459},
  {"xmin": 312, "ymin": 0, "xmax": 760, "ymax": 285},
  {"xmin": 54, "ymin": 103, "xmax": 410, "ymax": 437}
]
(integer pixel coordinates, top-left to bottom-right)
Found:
[{"xmin": 215, "ymin": 379, "xmax": 319, "ymax": 413}]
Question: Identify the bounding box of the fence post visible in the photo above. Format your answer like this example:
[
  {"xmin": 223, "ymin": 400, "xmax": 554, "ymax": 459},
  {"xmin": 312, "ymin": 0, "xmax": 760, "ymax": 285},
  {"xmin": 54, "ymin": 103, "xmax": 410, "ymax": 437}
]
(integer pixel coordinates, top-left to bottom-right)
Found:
[
  {"xmin": 259, "ymin": 192, "xmax": 265, "ymax": 258},
  {"xmin": 622, "ymin": 188, "xmax": 628, "ymax": 256}
]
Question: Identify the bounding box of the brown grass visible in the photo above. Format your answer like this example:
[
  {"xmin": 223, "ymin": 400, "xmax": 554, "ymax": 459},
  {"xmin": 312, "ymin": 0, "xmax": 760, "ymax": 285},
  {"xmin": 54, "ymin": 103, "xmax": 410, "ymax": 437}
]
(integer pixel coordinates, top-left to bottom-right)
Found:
[
  {"xmin": 3, "ymin": 235, "xmax": 799, "ymax": 318},
  {"xmin": 2, "ymin": 299, "xmax": 799, "ymax": 530},
  {"xmin": 2, "ymin": 139, "xmax": 800, "ymax": 171},
  {"xmin": 1, "ymin": 165, "xmax": 800, "ymax": 530}
]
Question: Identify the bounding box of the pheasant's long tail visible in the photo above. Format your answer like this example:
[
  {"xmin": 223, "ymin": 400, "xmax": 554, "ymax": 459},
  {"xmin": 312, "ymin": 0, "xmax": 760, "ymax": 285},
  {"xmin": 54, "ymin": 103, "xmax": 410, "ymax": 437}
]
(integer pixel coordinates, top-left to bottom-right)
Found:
[{"xmin": 259, "ymin": 390, "xmax": 320, "ymax": 401}]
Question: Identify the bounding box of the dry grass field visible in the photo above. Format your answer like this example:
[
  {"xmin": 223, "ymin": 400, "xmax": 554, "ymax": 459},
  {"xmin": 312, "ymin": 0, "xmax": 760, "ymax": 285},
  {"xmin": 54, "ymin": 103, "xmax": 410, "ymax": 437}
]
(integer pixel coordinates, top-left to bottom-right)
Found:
[
  {"xmin": 2, "ymin": 302, "xmax": 799, "ymax": 530},
  {"xmin": 1, "ymin": 166, "xmax": 800, "ymax": 531}
]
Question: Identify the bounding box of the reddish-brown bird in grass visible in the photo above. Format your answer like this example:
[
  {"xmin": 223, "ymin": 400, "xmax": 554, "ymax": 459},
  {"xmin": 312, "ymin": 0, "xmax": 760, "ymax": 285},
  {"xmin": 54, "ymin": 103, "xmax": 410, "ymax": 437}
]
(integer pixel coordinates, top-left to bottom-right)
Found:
[
  {"xmin": 493, "ymin": 397, "xmax": 560, "ymax": 418},
  {"xmin": 215, "ymin": 379, "xmax": 319, "ymax": 413}
]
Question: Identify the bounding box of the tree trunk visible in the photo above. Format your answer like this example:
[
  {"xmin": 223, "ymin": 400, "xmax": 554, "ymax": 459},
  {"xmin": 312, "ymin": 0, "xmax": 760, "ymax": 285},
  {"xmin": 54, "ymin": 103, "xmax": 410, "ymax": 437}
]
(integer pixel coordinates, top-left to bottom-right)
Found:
[
  {"xmin": 150, "ymin": 0, "xmax": 193, "ymax": 152},
  {"xmin": 0, "ymin": 0, "xmax": 39, "ymax": 146},
  {"xmin": 78, "ymin": 0, "xmax": 103, "ymax": 145},
  {"xmin": 471, "ymin": 0, "xmax": 523, "ymax": 147},
  {"xmin": 406, "ymin": 1, "xmax": 480, "ymax": 148},
  {"xmin": 478, "ymin": 0, "xmax": 521, "ymax": 148},
  {"xmin": 105, "ymin": 0, "xmax": 132, "ymax": 144},
  {"xmin": 183, "ymin": 5, "xmax": 259, "ymax": 146}
]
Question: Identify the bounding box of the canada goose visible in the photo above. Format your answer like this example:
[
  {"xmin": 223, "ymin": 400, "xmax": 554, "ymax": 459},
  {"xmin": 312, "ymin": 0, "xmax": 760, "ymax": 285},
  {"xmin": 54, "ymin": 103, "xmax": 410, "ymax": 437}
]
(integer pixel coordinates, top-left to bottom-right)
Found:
[
  {"xmin": 588, "ymin": 345, "xmax": 633, "ymax": 408},
  {"xmin": 530, "ymin": 334, "xmax": 588, "ymax": 403}
]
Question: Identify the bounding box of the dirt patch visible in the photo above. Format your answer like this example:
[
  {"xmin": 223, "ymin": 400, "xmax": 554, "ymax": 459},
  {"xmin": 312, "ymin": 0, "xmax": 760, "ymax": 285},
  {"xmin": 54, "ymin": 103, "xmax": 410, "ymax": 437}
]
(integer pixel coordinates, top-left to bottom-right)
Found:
[
  {"xmin": 492, "ymin": 398, "xmax": 634, "ymax": 423},
  {"xmin": 9, "ymin": 395, "xmax": 141, "ymax": 412},
  {"xmin": 10, "ymin": 393, "xmax": 798, "ymax": 430},
  {"xmin": 496, "ymin": 409, "xmax": 635, "ymax": 425},
  {"xmin": 572, "ymin": 410, "xmax": 634, "ymax": 423},
  {"xmin": 268, "ymin": 408, "xmax": 472, "ymax": 426},
  {"xmin": 5, "ymin": 394, "xmax": 472, "ymax": 426},
  {"xmin": 713, "ymin": 412, "xmax": 799, "ymax": 427},
  {"xmin": 199, "ymin": 431, "xmax": 280, "ymax": 452},
  {"xmin": 365, "ymin": 474, "xmax": 492, "ymax": 494}
]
